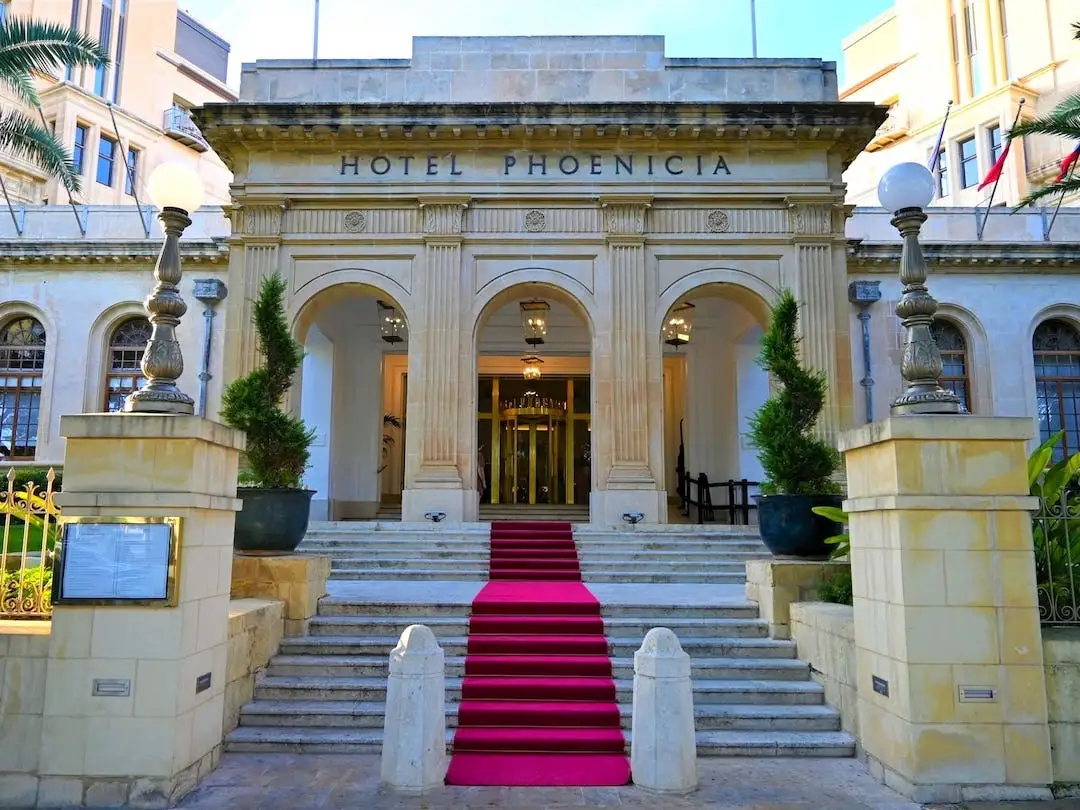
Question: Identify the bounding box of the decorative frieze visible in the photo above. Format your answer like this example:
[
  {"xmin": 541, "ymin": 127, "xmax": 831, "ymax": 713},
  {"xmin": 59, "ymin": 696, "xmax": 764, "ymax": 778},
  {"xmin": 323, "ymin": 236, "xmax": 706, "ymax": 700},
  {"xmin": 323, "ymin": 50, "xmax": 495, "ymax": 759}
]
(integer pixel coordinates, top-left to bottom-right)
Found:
[
  {"xmin": 467, "ymin": 207, "xmax": 602, "ymax": 233},
  {"xmin": 647, "ymin": 207, "xmax": 789, "ymax": 234},
  {"xmin": 420, "ymin": 199, "xmax": 468, "ymax": 236},
  {"xmin": 523, "ymin": 210, "xmax": 546, "ymax": 232},
  {"xmin": 603, "ymin": 200, "xmax": 650, "ymax": 237},
  {"xmin": 787, "ymin": 201, "xmax": 845, "ymax": 237},
  {"xmin": 342, "ymin": 210, "xmax": 367, "ymax": 233},
  {"xmin": 238, "ymin": 203, "xmax": 286, "ymax": 237}
]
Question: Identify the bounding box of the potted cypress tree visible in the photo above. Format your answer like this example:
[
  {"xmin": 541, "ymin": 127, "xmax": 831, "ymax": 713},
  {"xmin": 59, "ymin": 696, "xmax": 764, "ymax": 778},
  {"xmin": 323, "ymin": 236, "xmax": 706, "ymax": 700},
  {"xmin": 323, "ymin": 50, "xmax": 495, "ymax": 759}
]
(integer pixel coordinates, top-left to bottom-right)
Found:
[
  {"xmin": 221, "ymin": 274, "xmax": 316, "ymax": 554},
  {"xmin": 748, "ymin": 289, "xmax": 842, "ymax": 559}
]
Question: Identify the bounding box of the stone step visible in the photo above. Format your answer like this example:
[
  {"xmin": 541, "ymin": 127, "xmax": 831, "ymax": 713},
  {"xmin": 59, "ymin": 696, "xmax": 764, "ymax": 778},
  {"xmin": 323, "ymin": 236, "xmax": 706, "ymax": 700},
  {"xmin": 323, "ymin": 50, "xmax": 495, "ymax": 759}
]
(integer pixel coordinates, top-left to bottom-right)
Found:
[
  {"xmin": 237, "ymin": 700, "xmax": 840, "ymax": 733},
  {"xmin": 311, "ymin": 603, "xmax": 762, "ymax": 621},
  {"xmin": 314, "ymin": 602, "xmax": 474, "ymax": 620},
  {"xmin": 301, "ymin": 539, "xmax": 766, "ymax": 553},
  {"xmin": 265, "ymin": 655, "xmax": 808, "ymax": 681},
  {"xmin": 253, "ymin": 676, "xmax": 826, "ymax": 705},
  {"xmin": 279, "ymin": 634, "xmax": 791, "ymax": 658},
  {"xmin": 313, "ymin": 552, "xmax": 761, "ymax": 566},
  {"xmin": 223, "ymin": 725, "xmax": 853, "ymax": 757},
  {"xmin": 325, "ymin": 571, "xmax": 748, "ymax": 585}
]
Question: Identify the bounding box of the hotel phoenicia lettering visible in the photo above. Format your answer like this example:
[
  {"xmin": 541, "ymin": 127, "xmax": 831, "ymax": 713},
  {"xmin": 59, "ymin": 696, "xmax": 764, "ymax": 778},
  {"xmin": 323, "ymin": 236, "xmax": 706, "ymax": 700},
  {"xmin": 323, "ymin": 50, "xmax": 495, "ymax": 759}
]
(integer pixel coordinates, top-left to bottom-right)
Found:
[{"xmin": 3, "ymin": 31, "xmax": 1080, "ymax": 528}]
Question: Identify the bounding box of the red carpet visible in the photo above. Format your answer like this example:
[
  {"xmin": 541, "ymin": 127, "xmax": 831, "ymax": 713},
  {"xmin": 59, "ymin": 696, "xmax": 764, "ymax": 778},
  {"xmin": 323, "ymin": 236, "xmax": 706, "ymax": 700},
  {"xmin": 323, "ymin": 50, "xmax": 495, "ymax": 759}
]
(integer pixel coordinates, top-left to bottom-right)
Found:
[{"xmin": 445, "ymin": 521, "xmax": 630, "ymax": 787}]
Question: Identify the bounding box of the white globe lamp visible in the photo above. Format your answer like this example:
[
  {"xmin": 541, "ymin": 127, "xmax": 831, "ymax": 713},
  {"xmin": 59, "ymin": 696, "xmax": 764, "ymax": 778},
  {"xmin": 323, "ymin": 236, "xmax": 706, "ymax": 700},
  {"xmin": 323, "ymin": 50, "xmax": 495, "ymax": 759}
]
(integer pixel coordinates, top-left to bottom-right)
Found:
[
  {"xmin": 147, "ymin": 161, "xmax": 205, "ymax": 214},
  {"xmin": 877, "ymin": 161, "xmax": 936, "ymax": 213}
]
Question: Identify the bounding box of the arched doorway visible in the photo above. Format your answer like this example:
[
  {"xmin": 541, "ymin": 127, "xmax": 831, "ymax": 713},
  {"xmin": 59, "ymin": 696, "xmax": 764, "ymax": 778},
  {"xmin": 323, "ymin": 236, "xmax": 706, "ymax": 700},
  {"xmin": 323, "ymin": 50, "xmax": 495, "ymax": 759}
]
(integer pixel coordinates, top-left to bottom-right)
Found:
[
  {"xmin": 473, "ymin": 281, "xmax": 594, "ymax": 519},
  {"xmin": 293, "ymin": 282, "xmax": 410, "ymax": 521},
  {"xmin": 658, "ymin": 279, "xmax": 773, "ymax": 525}
]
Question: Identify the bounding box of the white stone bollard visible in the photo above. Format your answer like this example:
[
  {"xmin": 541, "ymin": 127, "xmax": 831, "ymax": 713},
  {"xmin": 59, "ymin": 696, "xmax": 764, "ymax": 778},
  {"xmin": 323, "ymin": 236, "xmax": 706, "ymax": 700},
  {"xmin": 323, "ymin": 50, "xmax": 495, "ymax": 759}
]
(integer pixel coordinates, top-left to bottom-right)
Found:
[
  {"xmin": 631, "ymin": 627, "xmax": 698, "ymax": 794},
  {"xmin": 380, "ymin": 624, "xmax": 448, "ymax": 793}
]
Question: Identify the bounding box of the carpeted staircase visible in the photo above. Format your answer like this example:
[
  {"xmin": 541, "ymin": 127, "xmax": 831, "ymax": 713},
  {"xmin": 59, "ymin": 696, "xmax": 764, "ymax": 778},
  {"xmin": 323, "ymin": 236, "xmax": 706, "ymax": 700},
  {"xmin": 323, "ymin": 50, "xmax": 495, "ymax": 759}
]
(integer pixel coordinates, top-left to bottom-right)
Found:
[{"xmin": 447, "ymin": 521, "xmax": 629, "ymax": 786}]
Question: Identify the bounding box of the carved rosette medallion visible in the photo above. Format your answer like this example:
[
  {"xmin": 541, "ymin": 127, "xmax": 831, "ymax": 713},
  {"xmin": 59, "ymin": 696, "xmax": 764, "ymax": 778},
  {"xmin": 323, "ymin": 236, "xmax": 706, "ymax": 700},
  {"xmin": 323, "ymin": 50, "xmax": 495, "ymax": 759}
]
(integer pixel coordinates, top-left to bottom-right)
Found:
[
  {"xmin": 706, "ymin": 210, "xmax": 730, "ymax": 233},
  {"xmin": 523, "ymin": 210, "xmax": 546, "ymax": 233},
  {"xmin": 343, "ymin": 210, "xmax": 367, "ymax": 233}
]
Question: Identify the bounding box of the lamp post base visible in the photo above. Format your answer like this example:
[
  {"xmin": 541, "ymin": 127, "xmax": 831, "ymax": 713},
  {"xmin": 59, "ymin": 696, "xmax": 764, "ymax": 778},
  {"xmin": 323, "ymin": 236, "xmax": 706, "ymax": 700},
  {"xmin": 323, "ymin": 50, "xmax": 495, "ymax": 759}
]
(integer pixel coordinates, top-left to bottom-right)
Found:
[
  {"xmin": 891, "ymin": 388, "xmax": 964, "ymax": 416},
  {"xmin": 124, "ymin": 386, "xmax": 196, "ymax": 415}
]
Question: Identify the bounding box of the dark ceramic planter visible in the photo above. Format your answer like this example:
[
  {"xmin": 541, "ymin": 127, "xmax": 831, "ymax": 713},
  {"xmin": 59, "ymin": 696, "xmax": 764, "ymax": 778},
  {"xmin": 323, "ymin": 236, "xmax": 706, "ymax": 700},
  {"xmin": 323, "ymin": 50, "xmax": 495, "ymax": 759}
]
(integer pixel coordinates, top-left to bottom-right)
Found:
[
  {"xmin": 756, "ymin": 493, "xmax": 844, "ymax": 560},
  {"xmin": 234, "ymin": 487, "xmax": 315, "ymax": 555}
]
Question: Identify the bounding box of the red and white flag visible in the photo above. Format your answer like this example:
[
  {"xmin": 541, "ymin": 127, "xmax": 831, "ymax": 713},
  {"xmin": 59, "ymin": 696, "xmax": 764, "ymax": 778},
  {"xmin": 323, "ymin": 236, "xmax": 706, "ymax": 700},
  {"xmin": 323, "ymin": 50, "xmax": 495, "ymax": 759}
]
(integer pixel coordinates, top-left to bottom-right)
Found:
[{"xmin": 1054, "ymin": 143, "xmax": 1080, "ymax": 184}]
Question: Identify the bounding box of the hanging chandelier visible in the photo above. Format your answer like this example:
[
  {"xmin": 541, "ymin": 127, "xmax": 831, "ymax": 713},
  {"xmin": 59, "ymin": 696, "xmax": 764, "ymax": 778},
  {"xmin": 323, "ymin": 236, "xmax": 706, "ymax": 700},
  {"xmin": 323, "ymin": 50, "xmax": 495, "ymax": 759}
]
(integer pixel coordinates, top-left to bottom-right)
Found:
[
  {"xmin": 663, "ymin": 302, "xmax": 695, "ymax": 349},
  {"xmin": 377, "ymin": 301, "xmax": 406, "ymax": 344},
  {"xmin": 520, "ymin": 300, "xmax": 550, "ymax": 346},
  {"xmin": 521, "ymin": 354, "xmax": 544, "ymax": 380}
]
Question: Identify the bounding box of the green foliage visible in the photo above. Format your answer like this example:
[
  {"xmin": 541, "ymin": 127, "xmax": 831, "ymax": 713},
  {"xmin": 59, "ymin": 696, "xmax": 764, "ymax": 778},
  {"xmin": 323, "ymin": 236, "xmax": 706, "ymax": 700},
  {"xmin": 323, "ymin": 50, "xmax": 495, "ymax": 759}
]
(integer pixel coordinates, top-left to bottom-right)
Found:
[
  {"xmin": 811, "ymin": 504, "xmax": 850, "ymax": 560},
  {"xmin": 1009, "ymin": 21, "xmax": 1080, "ymax": 209},
  {"xmin": 1, "ymin": 484, "xmax": 60, "ymax": 553},
  {"xmin": 1029, "ymin": 431, "xmax": 1080, "ymax": 622},
  {"xmin": 748, "ymin": 289, "xmax": 840, "ymax": 496},
  {"xmin": 220, "ymin": 275, "xmax": 315, "ymax": 489},
  {"xmin": 378, "ymin": 414, "xmax": 403, "ymax": 474},
  {"xmin": 0, "ymin": 16, "xmax": 108, "ymax": 194},
  {"xmin": 818, "ymin": 567, "xmax": 853, "ymax": 606},
  {"xmin": 2, "ymin": 467, "xmax": 62, "ymax": 493}
]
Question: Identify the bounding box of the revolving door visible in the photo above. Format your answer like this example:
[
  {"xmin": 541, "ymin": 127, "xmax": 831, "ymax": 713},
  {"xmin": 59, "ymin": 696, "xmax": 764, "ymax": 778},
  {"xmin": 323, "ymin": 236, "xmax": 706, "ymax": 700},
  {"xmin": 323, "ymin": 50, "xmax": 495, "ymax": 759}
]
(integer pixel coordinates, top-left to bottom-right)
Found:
[{"xmin": 499, "ymin": 397, "xmax": 566, "ymax": 505}]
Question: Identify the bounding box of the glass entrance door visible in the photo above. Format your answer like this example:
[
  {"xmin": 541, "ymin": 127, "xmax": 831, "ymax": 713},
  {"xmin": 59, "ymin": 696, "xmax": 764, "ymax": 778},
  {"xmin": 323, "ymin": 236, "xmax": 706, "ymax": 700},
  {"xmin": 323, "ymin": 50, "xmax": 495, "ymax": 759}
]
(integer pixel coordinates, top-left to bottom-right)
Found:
[{"xmin": 479, "ymin": 375, "xmax": 591, "ymax": 505}]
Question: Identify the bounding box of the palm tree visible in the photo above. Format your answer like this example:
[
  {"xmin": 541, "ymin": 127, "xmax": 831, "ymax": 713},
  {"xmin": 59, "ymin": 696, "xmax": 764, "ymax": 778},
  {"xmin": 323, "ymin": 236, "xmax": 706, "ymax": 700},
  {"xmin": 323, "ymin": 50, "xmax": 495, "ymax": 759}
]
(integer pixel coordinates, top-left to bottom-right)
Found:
[
  {"xmin": 0, "ymin": 16, "xmax": 109, "ymax": 195},
  {"xmin": 1008, "ymin": 21, "xmax": 1080, "ymax": 208}
]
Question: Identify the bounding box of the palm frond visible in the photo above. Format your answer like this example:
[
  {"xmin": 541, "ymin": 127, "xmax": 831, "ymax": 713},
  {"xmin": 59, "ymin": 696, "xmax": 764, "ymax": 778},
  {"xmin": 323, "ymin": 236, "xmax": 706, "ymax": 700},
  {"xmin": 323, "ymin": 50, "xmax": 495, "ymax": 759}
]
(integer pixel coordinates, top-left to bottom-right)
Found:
[
  {"xmin": 0, "ymin": 108, "xmax": 79, "ymax": 193},
  {"xmin": 1016, "ymin": 175, "xmax": 1080, "ymax": 209},
  {"xmin": 1073, "ymin": 20, "xmax": 1080, "ymax": 40},
  {"xmin": 1007, "ymin": 92, "xmax": 1080, "ymax": 142},
  {"xmin": 0, "ymin": 17, "xmax": 109, "ymax": 106}
]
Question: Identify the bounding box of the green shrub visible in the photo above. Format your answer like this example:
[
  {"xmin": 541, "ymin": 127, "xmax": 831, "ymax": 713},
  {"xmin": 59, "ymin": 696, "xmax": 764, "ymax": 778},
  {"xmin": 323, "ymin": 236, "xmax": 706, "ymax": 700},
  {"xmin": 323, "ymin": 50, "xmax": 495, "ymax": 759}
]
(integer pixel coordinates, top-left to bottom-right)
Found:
[
  {"xmin": 1, "ymin": 565, "xmax": 52, "ymax": 615},
  {"xmin": 1, "ymin": 467, "xmax": 62, "ymax": 493},
  {"xmin": 818, "ymin": 568, "xmax": 853, "ymax": 606},
  {"xmin": 220, "ymin": 274, "xmax": 315, "ymax": 489},
  {"xmin": 747, "ymin": 289, "xmax": 840, "ymax": 496}
]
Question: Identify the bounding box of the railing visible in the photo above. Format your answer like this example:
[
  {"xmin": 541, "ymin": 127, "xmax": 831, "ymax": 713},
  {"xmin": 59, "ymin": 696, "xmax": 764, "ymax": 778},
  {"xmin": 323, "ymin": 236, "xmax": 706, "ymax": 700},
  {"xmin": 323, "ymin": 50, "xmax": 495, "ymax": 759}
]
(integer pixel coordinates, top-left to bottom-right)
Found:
[
  {"xmin": 0, "ymin": 468, "xmax": 60, "ymax": 619},
  {"xmin": 1034, "ymin": 488, "xmax": 1080, "ymax": 626},
  {"xmin": 675, "ymin": 468, "xmax": 759, "ymax": 526},
  {"xmin": 162, "ymin": 105, "xmax": 210, "ymax": 152}
]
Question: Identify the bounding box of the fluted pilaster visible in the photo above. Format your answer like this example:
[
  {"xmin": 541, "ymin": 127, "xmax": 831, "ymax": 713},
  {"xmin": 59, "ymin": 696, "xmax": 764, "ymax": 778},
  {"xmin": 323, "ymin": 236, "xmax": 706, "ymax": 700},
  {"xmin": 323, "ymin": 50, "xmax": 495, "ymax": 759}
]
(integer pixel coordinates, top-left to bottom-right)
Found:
[
  {"xmin": 227, "ymin": 202, "xmax": 287, "ymax": 380},
  {"xmin": 416, "ymin": 198, "xmax": 468, "ymax": 481},
  {"xmin": 604, "ymin": 198, "xmax": 655, "ymax": 483},
  {"xmin": 788, "ymin": 200, "xmax": 846, "ymax": 441}
]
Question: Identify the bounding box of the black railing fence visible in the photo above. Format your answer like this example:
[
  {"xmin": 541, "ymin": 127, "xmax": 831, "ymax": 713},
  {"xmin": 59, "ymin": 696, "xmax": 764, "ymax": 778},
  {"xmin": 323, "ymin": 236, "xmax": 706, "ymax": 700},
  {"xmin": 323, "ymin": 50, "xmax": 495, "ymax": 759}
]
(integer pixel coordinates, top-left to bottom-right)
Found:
[{"xmin": 675, "ymin": 468, "xmax": 759, "ymax": 526}]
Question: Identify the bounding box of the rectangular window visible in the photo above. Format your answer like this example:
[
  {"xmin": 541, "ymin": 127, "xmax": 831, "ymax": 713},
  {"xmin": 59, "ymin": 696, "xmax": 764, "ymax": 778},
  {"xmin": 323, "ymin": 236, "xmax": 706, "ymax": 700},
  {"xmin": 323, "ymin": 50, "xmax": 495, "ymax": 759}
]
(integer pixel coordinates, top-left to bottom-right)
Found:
[
  {"xmin": 65, "ymin": 0, "xmax": 82, "ymax": 81},
  {"xmin": 959, "ymin": 136, "xmax": 979, "ymax": 188},
  {"xmin": 109, "ymin": 0, "xmax": 127, "ymax": 103},
  {"xmin": 936, "ymin": 148, "xmax": 950, "ymax": 198},
  {"xmin": 72, "ymin": 123, "xmax": 88, "ymax": 174},
  {"xmin": 949, "ymin": 13, "xmax": 961, "ymax": 99},
  {"xmin": 96, "ymin": 135, "xmax": 116, "ymax": 186},
  {"xmin": 93, "ymin": 0, "xmax": 114, "ymax": 97},
  {"xmin": 988, "ymin": 124, "xmax": 1003, "ymax": 165},
  {"xmin": 964, "ymin": 0, "xmax": 982, "ymax": 96},
  {"xmin": 0, "ymin": 3, "xmax": 8, "ymax": 23},
  {"xmin": 124, "ymin": 146, "xmax": 138, "ymax": 195}
]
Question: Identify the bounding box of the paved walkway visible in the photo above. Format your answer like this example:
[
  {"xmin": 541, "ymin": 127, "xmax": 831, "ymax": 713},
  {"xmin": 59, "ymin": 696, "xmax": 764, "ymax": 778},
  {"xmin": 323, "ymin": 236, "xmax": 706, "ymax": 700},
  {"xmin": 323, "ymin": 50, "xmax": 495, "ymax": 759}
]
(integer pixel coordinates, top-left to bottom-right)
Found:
[{"xmin": 176, "ymin": 753, "xmax": 926, "ymax": 809}]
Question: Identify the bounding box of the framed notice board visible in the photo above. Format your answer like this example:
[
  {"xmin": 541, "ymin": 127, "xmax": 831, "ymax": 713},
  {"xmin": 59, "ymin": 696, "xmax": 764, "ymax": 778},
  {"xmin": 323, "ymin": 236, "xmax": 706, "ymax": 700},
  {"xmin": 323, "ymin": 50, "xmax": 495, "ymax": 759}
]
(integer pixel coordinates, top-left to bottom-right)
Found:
[{"xmin": 51, "ymin": 516, "xmax": 181, "ymax": 607}]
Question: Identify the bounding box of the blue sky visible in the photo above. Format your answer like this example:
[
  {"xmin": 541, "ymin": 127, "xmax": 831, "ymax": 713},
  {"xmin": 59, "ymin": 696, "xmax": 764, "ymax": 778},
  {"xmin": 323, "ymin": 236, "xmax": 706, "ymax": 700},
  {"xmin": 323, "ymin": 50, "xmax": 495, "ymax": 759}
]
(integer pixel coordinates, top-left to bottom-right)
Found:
[{"xmin": 179, "ymin": 0, "xmax": 895, "ymax": 89}]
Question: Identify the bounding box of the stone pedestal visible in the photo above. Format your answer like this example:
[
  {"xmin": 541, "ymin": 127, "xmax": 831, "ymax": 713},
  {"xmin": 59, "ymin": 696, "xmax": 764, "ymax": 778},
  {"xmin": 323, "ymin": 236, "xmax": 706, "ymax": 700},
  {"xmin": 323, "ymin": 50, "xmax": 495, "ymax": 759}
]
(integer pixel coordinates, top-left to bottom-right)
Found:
[
  {"xmin": 745, "ymin": 559, "xmax": 851, "ymax": 639},
  {"xmin": 380, "ymin": 625, "xmax": 447, "ymax": 793},
  {"xmin": 231, "ymin": 555, "xmax": 330, "ymax": 636},
  {"xmin": 630, "ymin": 627, "xmax": 697, "ymax": 794},
  {"xmin": 42, "ymin": 414, "xmax": 243, "ymax": 808},
  {"xmin": 840, "ymin": 416, "xmax": 1052, "ymax": 803}
]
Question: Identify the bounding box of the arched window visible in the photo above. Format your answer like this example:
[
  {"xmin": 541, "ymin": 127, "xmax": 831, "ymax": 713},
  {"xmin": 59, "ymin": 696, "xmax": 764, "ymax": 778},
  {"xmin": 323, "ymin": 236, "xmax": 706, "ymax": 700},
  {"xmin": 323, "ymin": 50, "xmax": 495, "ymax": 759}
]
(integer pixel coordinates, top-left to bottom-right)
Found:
[
  {"xmin": 1033, "ymin": 318, "xmax": 1080, "ymax": 460},
  {"xmin": 932, "ymin": 319, "xmax": 971, "ymax": 412},
  {"xmin": 104, "ymin": 317, "xmax": 151, "ymax": 412},
  {"xmin": 0, "ymin": 317, "xmax": 46, "ymax": 459}
]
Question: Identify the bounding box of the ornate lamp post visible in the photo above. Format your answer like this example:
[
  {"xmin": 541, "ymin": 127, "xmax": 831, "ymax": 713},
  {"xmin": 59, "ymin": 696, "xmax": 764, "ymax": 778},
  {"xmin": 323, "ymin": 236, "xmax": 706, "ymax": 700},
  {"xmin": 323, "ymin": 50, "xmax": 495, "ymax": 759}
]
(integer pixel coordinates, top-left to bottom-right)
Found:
[
  {"xmin": 877, "ymin": 162, "xmax": 963, "ymax": 416},
  {"xmin": 124, "ymin": 162, "xmax": 205, "ymax": 415}
]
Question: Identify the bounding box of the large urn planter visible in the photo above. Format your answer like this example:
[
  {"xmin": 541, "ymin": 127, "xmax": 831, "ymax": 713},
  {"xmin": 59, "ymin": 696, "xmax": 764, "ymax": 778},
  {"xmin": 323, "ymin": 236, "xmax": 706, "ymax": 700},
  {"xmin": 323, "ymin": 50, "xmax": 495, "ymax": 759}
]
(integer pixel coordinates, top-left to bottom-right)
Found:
[
  {"xmin": 756, "ymin": 493, "xmax": 844, "ymax": 560},
  {"xmin": 234, "ymin": 487, "xmax": 315, "ymax": 555}
]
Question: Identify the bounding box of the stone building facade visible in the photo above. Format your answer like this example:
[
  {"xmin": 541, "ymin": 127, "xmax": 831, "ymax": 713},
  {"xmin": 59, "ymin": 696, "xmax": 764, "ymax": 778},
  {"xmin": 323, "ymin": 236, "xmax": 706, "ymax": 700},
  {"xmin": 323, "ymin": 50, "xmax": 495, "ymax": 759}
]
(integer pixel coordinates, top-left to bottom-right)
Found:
[{"xmin": 3, "ymin": 35, "xmax": 1080, "ymax": 527}]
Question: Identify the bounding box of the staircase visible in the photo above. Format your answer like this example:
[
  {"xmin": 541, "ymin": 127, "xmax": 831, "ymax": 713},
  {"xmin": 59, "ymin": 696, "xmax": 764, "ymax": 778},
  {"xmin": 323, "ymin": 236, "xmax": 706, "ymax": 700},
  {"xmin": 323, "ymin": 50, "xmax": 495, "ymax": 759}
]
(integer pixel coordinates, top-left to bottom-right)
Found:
[{"xmin": 225, "ymin": 522, "xmax": 855, "ymax": 757}]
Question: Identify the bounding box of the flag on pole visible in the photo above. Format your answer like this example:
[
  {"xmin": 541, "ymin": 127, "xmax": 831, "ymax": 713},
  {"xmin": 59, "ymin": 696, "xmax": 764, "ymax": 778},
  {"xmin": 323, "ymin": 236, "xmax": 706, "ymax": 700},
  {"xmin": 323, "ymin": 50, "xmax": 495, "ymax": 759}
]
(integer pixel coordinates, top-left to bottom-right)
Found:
[
  {"xmin": 1054, "ymin": 143, "xmax": 1080, "ymax": 184},
  {"xmin": 977, "ymin": 139, "xmax": 1012, "ymax": 190}
]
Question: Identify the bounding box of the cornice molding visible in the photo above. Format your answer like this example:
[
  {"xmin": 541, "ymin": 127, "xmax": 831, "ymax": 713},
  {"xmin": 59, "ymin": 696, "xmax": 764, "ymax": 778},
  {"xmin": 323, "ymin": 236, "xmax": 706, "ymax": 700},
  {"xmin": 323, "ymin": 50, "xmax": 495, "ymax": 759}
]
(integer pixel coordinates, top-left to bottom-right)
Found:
[
  {"xmin": 847, "ymin": 239, "xmax": 1080, "ymax": 271},
  {"xmin": 0, "ymin": 239, "xmax": 230, "ymax": 266}
]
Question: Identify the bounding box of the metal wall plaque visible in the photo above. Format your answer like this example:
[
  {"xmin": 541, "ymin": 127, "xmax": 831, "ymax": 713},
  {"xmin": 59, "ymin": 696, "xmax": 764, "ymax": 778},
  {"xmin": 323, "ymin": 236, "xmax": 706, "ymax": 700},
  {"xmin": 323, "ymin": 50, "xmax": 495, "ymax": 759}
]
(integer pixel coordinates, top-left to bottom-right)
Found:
[
  {"xmin": 92, "ymin": 678, "xmax": 131, "ymax": 697},
  {"xmin": 958, "ymin": 686, "xmax": 996, "ymax": 703},
  {"xmin": 195, "ymin": 673, "xmax": 212, "ymax": 694},
  {"xmin": 872, "ymin": 675, "xmax": 889, "ymax": 697},
  {"xmin": 52, "ymin": 517, "xmax": 181, "ymax": 607}
]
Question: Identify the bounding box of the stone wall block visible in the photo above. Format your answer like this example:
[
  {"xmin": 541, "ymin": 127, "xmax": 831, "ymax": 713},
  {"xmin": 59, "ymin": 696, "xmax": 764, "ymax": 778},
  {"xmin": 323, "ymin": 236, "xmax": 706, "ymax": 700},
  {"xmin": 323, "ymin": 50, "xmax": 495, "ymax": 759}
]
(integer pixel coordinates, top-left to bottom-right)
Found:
[{"xmin": 630, "ymin": 627, "xmax": 697, "ymax": 794}]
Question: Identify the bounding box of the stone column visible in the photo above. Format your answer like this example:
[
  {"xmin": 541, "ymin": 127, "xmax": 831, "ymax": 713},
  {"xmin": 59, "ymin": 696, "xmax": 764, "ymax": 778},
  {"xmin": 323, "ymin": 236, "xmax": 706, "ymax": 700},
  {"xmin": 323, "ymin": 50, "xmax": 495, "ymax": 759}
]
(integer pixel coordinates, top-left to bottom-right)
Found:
[
  {"xmin": 631, "ymin": 628, "xmax": 697, "ymax": 794},
  {"xmin": 401, "ymin": 198, "xmax": 471, "ymax": 523},
  {"xmin": 597, "ymin": 197, "xmax": 666, "ymax": 526},
  {"xmin": 40, "ymin": 414, "xmax": 244, "ymax": 808},
  {"xmin": 381, "ymin": 625, "xmax": 447, "ymax": 793},
  {"xmin": 787, "ymin": 200, "xmax": 850, "ymax": 443},
  {"xmin": 840, "ymin": 416, "xmax": 1052, "ymax": 803},
  {"xmin": 222, "ymin": 202, "xmax": 287, "ymax": 385}
]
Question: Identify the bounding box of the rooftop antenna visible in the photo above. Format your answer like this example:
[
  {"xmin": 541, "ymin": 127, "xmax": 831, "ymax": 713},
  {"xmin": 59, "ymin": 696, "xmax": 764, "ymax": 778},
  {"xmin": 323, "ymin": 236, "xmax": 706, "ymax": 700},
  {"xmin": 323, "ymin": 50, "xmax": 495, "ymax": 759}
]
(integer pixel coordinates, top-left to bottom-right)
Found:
[
  {"xmin": 313, "ymin": 0, "xmax": 320, "ymax": 60},
  {"xmin": 750, "ymin": 0, "xmax": 758, "ymax": 57}
]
